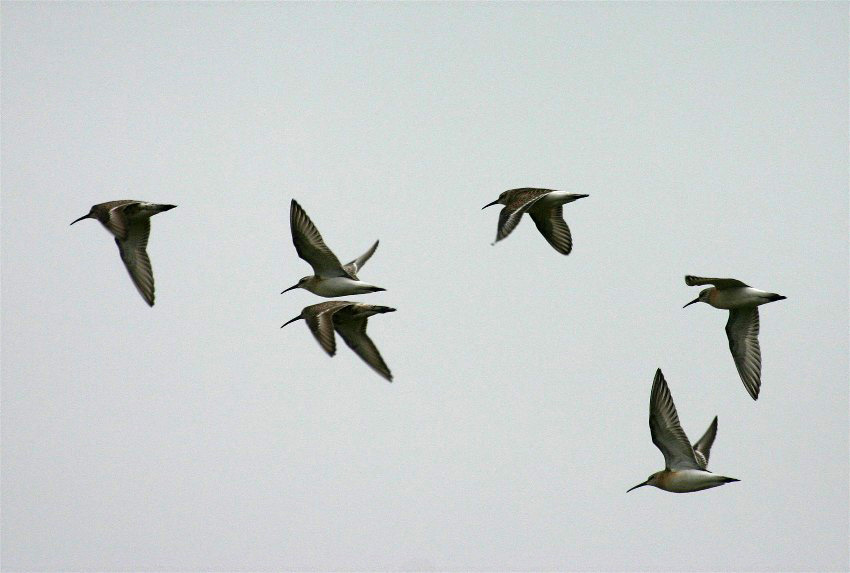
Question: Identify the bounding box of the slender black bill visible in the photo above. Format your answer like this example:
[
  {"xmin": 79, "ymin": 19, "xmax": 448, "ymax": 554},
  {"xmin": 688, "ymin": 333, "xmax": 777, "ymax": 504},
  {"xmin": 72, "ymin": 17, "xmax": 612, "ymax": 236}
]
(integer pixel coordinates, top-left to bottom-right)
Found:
[
  {"xmin": 280, "ymin": 316, "xmax": 302, "ymax": 328},
  {"xmin": 683, "ymin": 297, "xmax": 700, "ymax": 308},
  {"xmin": 70, "ymin": 214, "xmax": 90, "ymax": 225},
  {"xmin": 481, "ymin": 200, "xmax": 500, "ymax": 209},
  {"xmin": 281, "ymin": 284, "xmax": 299, "ymax": 294},
  {"xmin": 627, "ymin": 481, "xmax": 649, "ymax": 493}
]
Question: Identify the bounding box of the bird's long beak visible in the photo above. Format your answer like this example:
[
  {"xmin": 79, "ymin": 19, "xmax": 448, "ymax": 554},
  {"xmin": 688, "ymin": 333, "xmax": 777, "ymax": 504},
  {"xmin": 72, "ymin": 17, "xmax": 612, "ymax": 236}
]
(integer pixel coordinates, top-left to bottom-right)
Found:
[
  {"xmin": 482, "ymin": 200, "xmax": 500, "ymax": 209},
  {"xmin": 280, "ymin": 316, "xmax": 302, "ymax": 328},
  {"xmin": 572, "ymin": 194, "xmax": 590, "ymax": 200},
  {"xmin": 683, "ymin": 297, "xmax": 700, "ymax": 308},
  {"xmin": 627, "ymin": 481, "xmax": 649, "ymax": 493},
  {"xmin": 281, "ymin": 284, "xmax": 299, "ymax": 294},
  {"xmin": 70, "ymin": 214, "xmax": 90, "ymax": 225}
]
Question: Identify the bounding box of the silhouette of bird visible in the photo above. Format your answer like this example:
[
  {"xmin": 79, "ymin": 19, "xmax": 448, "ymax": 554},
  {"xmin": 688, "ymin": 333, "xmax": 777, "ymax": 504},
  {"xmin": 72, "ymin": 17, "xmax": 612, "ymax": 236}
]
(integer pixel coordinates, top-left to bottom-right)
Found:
[
  {"xmin": 71, "ymin": 200, "xmax": 176, "ymax": 307},
  {"xmin": 283, "ymin": 199, "xmax": 384, "ymax": 297},
  {"xmin": 628, "ymin": 369, "xmax": 739, "ymax": 493},
  {"xmin": 482, "ymin": 188, "xmax": 588, "ymax": 254},
  {"xmin": 684, "ymin": 275, "xmax": 786, "ymax": 400},
  {"xmin": 282, "ymin": 301, "xmax": 395, "ymax": 381}
]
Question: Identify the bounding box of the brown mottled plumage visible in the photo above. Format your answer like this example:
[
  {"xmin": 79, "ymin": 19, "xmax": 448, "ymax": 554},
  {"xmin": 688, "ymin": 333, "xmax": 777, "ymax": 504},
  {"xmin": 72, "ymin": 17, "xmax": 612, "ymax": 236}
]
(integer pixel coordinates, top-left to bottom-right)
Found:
[{"xmin": 482, "ymin": 188, "xmax": 588, "ymax": 254}]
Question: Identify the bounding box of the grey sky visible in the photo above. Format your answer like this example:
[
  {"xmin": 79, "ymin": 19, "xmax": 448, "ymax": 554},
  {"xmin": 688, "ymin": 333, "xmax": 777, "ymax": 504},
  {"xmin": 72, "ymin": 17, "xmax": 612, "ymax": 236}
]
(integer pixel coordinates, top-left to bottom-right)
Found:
[{"xmin": 2, "ymin": 2, "xmax": 848, "ymax": 571}]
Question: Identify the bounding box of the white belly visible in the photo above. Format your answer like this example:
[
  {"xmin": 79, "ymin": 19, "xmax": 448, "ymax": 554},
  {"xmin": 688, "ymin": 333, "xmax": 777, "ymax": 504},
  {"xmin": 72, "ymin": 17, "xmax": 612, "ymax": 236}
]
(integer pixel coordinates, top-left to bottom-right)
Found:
[
  {"xmin": 307, "ymin": 277, "xmax": 381, "ymax": 297},
  {"xmin": 663, "ymin": 470, "xmax": 731, "ymax": 493}
]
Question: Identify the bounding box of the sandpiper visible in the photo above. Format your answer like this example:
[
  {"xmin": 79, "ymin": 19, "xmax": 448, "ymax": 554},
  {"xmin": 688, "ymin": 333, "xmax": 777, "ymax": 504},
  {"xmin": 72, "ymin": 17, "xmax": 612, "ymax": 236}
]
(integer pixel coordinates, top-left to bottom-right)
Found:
[
  {"xmin": 482, "ymin": 188, "xmax": 588, "ymax": 255},
  {"xmin": 70, "ymin": 200, "xmax": 176, "ymax": 307},
  {"xmin": 283, "ymin": 199, "xmax": 385, "ymax": 297},
  {"xmin": 628, "ymin": 369, "xmax": 739, "ymax": 494},
  {"xmin": 684, "ymin": 275, "xmax": 786, "ymax": 400},
  {"xmin": 281, "ymin": 301, "xmax": 395, "ymax": 382}
]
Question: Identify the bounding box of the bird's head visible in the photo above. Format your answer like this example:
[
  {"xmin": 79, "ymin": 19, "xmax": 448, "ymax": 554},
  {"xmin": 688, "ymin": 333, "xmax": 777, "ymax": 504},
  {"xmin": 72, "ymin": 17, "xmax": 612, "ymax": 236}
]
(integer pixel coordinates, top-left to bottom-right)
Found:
[
  {"xmin": 627, "ymin": 471, "xmax": 662, "ymax": 492},
  {"xmin": 281, "ymin": 276, "xmax": 312, "ymax": 294},
  {"xmin": 683, "ymin": 288, "xmax": 712, "ymax": 308}
]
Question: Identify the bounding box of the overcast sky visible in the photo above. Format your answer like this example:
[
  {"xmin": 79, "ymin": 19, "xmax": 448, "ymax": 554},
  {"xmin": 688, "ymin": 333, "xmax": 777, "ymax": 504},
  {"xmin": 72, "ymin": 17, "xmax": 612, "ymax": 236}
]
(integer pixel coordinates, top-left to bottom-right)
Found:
[{"xmin": 2, "ymin": 2, "xmax": 848, "ymax": 571}]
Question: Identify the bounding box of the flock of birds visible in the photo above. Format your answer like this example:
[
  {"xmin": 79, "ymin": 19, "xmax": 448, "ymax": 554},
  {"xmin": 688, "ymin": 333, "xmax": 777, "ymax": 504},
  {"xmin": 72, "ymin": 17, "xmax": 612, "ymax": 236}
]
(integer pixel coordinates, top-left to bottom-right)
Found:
[{"xmin": 71, "ymin": 188, "xmax": 786, "ymax": 494}]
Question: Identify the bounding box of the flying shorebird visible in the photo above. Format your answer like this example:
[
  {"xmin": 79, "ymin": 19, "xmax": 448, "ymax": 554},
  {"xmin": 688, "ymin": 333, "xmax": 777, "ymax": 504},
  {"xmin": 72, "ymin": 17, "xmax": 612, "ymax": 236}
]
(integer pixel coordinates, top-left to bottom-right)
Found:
[
  {"xmin": 628, "ymin": 369, "xmax": 739, "ymax": 494},
  {"xmin": 70, "ymin": 200, "xmax": 176, "ymax": 307},
  {"xmin": 481, "ymin": 188, "xmax": 588, "ymax": 255},
  {"xmin": 282, "ymin": 199, "xmax": 385, "ymax": 297},
  {"xmin": 281, "ymin": 301, "xmax": 395, "ymax": 381},
  {"xmin": 684, "ymin": 275, "xmax": 786, "ymax": 400}
]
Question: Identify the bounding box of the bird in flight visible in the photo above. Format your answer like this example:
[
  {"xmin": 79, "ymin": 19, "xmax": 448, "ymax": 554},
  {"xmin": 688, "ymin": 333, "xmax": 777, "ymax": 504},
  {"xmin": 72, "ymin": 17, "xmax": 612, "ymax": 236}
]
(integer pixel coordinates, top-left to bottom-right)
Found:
[
  {"xmin": 684, "ymin": 275, "xmax": 786, "ymax": 400},
  {"xmin": 71, "ymin": 200, "xmax": 176, "ymax": 307},
  {"xmin": 281, "ymin": 301, "xmax": 395, "ymax": 382},
  {"xmin": 628, "ymin": 369, "xmax": 739, "ymax": 494},
  {"xmin": 283, "ymin": 199, "xmax": 385, "ymax": 297},
  {"xmin": 482, "ymin": 188, "xmax": 588, "ymax": 255}
]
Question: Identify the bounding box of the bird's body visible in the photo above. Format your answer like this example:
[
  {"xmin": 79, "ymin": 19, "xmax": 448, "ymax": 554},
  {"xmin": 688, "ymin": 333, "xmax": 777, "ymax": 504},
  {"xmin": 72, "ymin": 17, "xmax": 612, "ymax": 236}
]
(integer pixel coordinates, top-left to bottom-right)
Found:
[
  {"xmin": 628, "ymin": 369, "xmax": 739, "ymax": 494},
  {"xmin": 283, "ymin": 199, "xmax": 384, "ymax": 297},
  {"xmin": 281, "ymin": 301, "xmax": 395, "ymax": 382},
  {"xmin": 649, "ymin": 468, "xmax": 739, "ymax": 493},
  {"xmin": 482, "ymin": 188, "xmax": 588, "ymax": 255},
  {"xmin": 684, "ymin": 275, "xmax": 786, "ymax": 400},
  {"xmin": 71, "ymin": 200, "xmax": 176, "ymax": 307},
  {"xmin": 295, "ymin": 276, "xmax": 384, "ymax": 297}
]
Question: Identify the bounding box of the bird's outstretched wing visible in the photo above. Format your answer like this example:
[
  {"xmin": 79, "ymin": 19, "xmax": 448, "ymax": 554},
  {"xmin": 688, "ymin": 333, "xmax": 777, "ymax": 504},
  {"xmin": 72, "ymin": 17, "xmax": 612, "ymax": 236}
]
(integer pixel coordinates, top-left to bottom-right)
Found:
[
  {"xmin": 685, "ymin": 276, "xmax": 749, "ymax": 289},
  {"xmin": 290, "ymin": 200, "xmax": 350, "ymax": 279},
  {"xmin": 116, "ymin": 216, "xmax": 155, "ymax": 307},
  {"xmin": 343, "ymin": 240, "xmax": 379, "ymax": 279},
  {"xmin": 692, "ymin": 416, "xmax": 718, "ymax": 469},
  {"xmin": 303, "ymin": 302, "xmax": 352, "ymax": 356},
  {"xmin": 494, "ymin": 189, "xmax": 549, "ymax": 244},
  {"xmin": 726, "ymin": 307, "xmax": 762, "ymax": 400},
  {"xmin": 529, "ymin": 205, "xmax": 573, "ymax": 255},
  {"xmin": 105, "ymin": 202, "xmax": 139, "ymax": 241},
  {"xmin": 336, "ymin": 318, "xmax": 393, "ymax": 382},
  {"xmin": 649, "ymin": 369, "xmax": 700, "ymax": 471}
]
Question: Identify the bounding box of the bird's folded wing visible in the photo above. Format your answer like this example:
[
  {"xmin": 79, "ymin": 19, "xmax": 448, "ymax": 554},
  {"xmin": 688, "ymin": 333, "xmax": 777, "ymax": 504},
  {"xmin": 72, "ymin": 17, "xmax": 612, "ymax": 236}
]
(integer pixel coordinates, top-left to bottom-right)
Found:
[
  {"xmin": 335, "ymin": 318, "xmax": 393, "ymax": 382},
  {"xmin": 529, "ymin": 205, "xmax": 573, "ymax": 255},
  {"xmin": 649, "ymin": 369, "xmax": 701, "ymax": 471},
  {"xmin": 290, "ymin": 200, "xmax": 349, "ymax": 278},
  {"xmin": 116, "ymin": 217, "xmax": 154, "ymax": 307},
  {"xmin": 685, "ymin": 276, "xmax": 749, "ymax": 288},
  {"xmin": 726, "ymin": 307, "xmax": 762, "ymax": 400}
]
